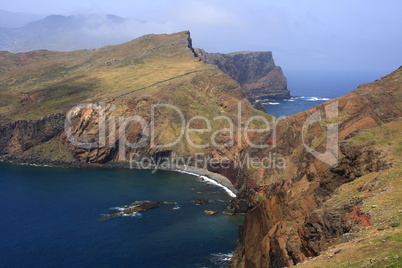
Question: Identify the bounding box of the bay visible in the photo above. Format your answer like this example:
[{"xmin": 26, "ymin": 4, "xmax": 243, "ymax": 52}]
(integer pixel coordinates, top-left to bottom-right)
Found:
[{"xmin": 0, "ymin": 163, "xmax": 243, "ymax": 268}]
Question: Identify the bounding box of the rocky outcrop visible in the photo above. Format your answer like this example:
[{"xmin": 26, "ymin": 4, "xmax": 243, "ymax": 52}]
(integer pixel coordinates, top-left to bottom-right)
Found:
[
  {"xmin": 121, "ymin": 201, "xmax": 164, "ymax": 214},
  {"xmin": 100, "ymin": 201, "xmax": 164, "ymax": 220},
  {"xmin": 1, "ymin": 30, "xmax": 401, "ymax": 268},
  {"xmin": 301, "ymin": 197, "xmax": 371, "ymax": 256},
  {"xmin": 0, "ymin": 31, "xmax": 261, "ymax": 188},
  {"xmin": 204, "ymin": 210, "xmax": 219, "ymax": 215},
  {"xmin": 230, "ymin": 66, "xmax": 402, "ymax": 267},
  {"xmin": 0, "ymin": 113, "xmax": 65, "ymax": 155},
  {"xmin": 197, "ymin": 50, "xmax": 290, "ymax": 101}
]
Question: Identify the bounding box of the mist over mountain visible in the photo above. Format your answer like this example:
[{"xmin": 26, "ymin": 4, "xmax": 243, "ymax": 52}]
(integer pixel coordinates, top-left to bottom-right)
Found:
[
  {"xmin": 0, "ymin": 10, "xmax": 42, "ymax": 29},
  {"xmin": 0, "ymin": 13, "xmax": 167, "ymax": 52}
]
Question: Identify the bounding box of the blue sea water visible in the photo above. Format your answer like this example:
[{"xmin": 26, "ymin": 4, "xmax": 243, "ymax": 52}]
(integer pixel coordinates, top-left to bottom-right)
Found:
[
  {"xmin": 0, "ymin": 163, "xmax": 243, "ymax": 268},
  {"xmin": 262, "ymin": 70, "xmax": 385, "ymax": 117},
  {"xmin": 0, "ymin": 69, "xmax": 389, "ymax": 268}
]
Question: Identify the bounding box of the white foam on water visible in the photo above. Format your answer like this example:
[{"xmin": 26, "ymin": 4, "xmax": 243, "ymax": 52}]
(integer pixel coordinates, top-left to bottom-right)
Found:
[
  {"xmin": 164, "ymin": 201, "xmax": 177, "ymax": 205},
  {"xmin": 175, "ymin": 170, "xmax": 237, "ymax": 198},
  {"xmin": 110, "ymin": 201, "xmax": 150, "ymax": 212},
  {"xmin": 110, "ymin": 206, "xmax": 125, "ymax": 211},
  {"xmin": 303, "ymin": 96, "xmax": 330, "ymax": 101},
  {"xmin": 262, "ymin": 101, "xmax": 280, "ymax": 105},
  {"xmin": 122, "ymin": 212, "xmax": 142, "ymax": 218},
  {"xmin": 172, "ymin": 205, "xmax": 181, "ymax": 210},
  {"xmin": 210, "ymin": 252, "xmax": 234, "ymax": 266}
]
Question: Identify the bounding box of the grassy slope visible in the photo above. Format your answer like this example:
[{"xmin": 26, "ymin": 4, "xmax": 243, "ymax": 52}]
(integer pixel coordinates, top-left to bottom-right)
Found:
[
  {"xmin": 0, "ymin": 32, "xmax": 215, "ymax": 120},
  {"xmin": 1, "ymin": 31, "xmax": 269, "ymax": 160},
  {"xmin": 297, "ymin": 121, "xmax": 402, "ymax": 268}
]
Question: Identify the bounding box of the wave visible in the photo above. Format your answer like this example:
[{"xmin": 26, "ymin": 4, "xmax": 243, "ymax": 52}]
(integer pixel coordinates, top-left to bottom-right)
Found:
[
  {"xmin": 255, "ymin": 98, "xmax": 276, "ymax": 103},
  {"xmin": 303, "ymin": 96, "xmax": 330, "ymax": 101},
  {"xmin": 210, "ymin": 252, "xmax": 233, "ymax": 266},
  {"xmin": 172, "ymin": 205, "xmax": 181, "ymax": 210},
  {"xmin": 110, "ymin": 201, "xmax": 150, "ymax": 211},
  {"xmin": 175, "ymin": 170, "xmax": 237, "ymax": 198},
  {"xmin": 262, "ymin": 102, "xmax": 280, "ymax": 105},
  {"xmin": 284, "ymin": 99, "xmax": 294, "ymax": 102},
  {"xmin": 122, "ymin": 212, "xmax": 142, "ymax": 218}
]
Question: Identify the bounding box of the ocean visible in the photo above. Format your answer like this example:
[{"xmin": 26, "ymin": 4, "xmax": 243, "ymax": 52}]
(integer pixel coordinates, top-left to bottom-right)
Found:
[
  {"xmin": 0, "ymin": 163, "xmax": 243, "ymax": 268},
  {"xmin": 262, "ymin": 70, "xmax": 384, "ymax": 117},
  {"xmin": 0, "ymin": 70, "xmax": 387, "ymax": 267}
]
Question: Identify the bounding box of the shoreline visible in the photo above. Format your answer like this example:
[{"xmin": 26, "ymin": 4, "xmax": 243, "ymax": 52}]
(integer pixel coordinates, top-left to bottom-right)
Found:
[
  {"xmin": 0, "ymin": 154, "xmax": 237, "ymax": 198},
  {"xmin": 173, "ymin": 167, "xmax": 237, "ymax": 198}
]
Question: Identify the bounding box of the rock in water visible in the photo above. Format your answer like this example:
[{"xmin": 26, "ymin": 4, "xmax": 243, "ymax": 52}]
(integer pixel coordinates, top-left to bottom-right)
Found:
[
  {"xmin": 122, "ymin": 201, "xmax": 163, "ymax": 214},
  {"xmin": 193, "ymin": 198, "xmax": 209, "ymax": 205},
  {"xmin": 221, "ymin": 211, "xmax": 235, "ymax": 216},
  {"xmin": 204, "ymin": 210, "xmax": 219, "ymax": 215}
]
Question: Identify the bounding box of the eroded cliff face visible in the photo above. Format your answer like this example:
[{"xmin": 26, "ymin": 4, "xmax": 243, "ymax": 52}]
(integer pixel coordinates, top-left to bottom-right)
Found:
[
  {"xmin": 0, "ymin": 31, "xmax": 267, "ymax": 179},
  {"xmin": 0, "ymin": 113, "xmax": 65, "ymax": 154},
  {"xmin": 1, "ymin": 30, "xmax": 401, "ymax": 268},
  {"xmin": 229, "ymin": 67, "xmax": 402, "ymax": 267},
  {"xmin": 196, "ymin": 50, "xmax": 290, "ymax": 101}
]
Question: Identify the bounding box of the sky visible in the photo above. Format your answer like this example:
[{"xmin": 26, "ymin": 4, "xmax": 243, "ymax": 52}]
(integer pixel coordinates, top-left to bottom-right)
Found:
[{"xmin": 1, "ymin": 0, "xmax": 401, "ymax": 80}]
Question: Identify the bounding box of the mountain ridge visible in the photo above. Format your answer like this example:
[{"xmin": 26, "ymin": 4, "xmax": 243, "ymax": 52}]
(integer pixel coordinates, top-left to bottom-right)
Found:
[
  {"xmin": 0, "ymin": 13, "xmax": 129, "ymax": 52},
  {"xmin": 0, "ymin": 31, "xmax": 401, "ymax": 268}
]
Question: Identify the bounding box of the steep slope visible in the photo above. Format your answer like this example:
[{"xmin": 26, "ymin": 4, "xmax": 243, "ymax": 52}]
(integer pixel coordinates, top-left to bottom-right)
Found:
[
  {"xmin": 0, "ymin": 31, "xmax": 270, "ymax": 170},
  {"xmin": 196, "ymin": 49, "xmax": 290, "ymax": 101},
  {"xmin": 229, "ymin": 67, "xmax": 402, "ymax": 267},
  {"xmin": 1, "ymin": 29, "xmax": 401, "ymax": 268}
]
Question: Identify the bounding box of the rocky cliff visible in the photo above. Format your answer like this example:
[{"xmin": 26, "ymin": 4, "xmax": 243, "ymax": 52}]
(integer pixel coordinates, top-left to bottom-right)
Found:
[
  {"xmin": 229, "ymin": 66, "xmax": 402, "ymax": 267},
  {"xmin": 0, "ymin": 113, "xmax": 65, "ymax": 155},
  {"xmin": 0, "ymin": 30, "xmax": 401, "ymax": 268},
  {"xmin": 196, "ymin": 49, "xmax": 290, "ymax": 101},
  {"xmin": 0, "ymin": 31, "xmax": 267, "ymax": 169}
]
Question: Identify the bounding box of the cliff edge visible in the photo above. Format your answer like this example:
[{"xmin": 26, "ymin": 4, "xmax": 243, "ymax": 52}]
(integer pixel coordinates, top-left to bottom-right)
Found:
[
  {"xmin": 196, "ymin": 49, "xmax": 290, "ymax": 101},
  {"xmin": 229, "ymin": 66, "xmax": 402, "ymax": 267}
]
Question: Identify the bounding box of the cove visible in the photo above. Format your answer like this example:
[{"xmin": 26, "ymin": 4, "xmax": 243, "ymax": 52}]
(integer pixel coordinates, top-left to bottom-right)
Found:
[{"xmin": 0, "ymin": 163, "xmax": 243, "ymax": 267}]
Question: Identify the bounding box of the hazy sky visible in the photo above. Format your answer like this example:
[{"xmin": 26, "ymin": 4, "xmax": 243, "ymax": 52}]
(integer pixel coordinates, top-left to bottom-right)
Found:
[{"xmin": 2, "ymin": 0, "xmax": 401, "ymax": 75}]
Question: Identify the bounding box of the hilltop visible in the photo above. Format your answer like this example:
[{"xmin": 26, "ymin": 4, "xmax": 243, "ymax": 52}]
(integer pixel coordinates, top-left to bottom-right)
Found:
[
  {"xmin": 0, "ymin": 30, "xmax": 401, "ymax": 268},
  {"xmin": 0, "ymin": 31, "xmax": 273, "ymax": 163}
]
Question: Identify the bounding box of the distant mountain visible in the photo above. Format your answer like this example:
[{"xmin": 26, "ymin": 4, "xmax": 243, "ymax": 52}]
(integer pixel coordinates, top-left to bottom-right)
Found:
[
  {"xmin": 0, "ymin": 10, "xmax": 42, "ymax": 29},
  {"xmin": 0, "ymin": 13, "xmax": 131, "ymax": 52}
]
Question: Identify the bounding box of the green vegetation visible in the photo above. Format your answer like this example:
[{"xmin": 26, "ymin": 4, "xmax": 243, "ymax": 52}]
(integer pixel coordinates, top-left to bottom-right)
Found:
[
  {"xmin": 0, "ymin": 32, "xmax": 218, "ymax": 120},
  {"xmin": 24, "ymin": 137, "xmax": 75, "ymax": 161},
  {"xmin": 296, "ymin": 121, "xmax": 402, "ymax": 268}
]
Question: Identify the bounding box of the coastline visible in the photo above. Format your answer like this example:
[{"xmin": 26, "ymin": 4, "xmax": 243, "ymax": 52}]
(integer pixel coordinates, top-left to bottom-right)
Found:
[
  {"xmin": 173, "ymin": 166, "xmax": 237, "ymax": 198},
  {"xmin": 0, "ymin": 154, "xmax": 237, "ymax": 198}
]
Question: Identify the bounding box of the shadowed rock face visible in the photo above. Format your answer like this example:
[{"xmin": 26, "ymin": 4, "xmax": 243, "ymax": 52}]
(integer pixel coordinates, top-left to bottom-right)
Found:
[
  {"xmin": 0, "ymin": 113, "xmax": 65, "ymax": 154},
  {"xmin": 196, "ymin": 50, "xmax": 290, "ymax": 101},
  {"xmin": 229, "ymin": 66, "xmax": 402, "ymax": 268},
  {"xmin": 0, "ymin": 31, "xmax": 265, "ymax": 172},
  {"xmin": 1, "ymin": 30, "xmax": 401, "ymax": 268}
]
